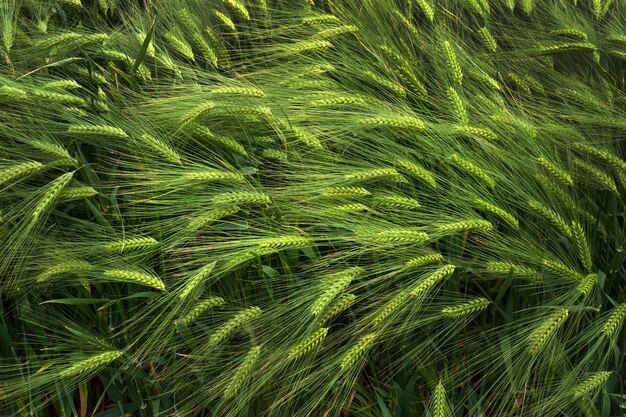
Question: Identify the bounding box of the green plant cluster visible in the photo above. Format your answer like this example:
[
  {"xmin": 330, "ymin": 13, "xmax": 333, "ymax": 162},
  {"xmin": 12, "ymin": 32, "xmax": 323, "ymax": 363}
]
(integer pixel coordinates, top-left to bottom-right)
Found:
[{"xmin": 1, "ymin": 0, "xmax": 625, "ymax": 416}]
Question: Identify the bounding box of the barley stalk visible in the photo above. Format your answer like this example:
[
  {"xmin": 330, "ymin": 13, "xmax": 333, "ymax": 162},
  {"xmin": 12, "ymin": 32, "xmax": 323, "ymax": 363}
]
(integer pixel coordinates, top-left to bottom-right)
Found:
[
  {"xmin": 180, "ymin": 102, "xmax": 216, "ymax": 126},
  {"xmin": 570, "ymin": 222, "xmax": 592, "ymax": 271},
  {"xmin": 574, "ymin": 142, "xmax": 626, "ymax": 173},
  {"xmin": 187, "ymin": 206, "xmax": 240, "ymax": 232},
  {"xmin": 535, "ymin": 157, "xmax": 572, "ymax": 187},
  {"xmin": 405, "ymin": 253, "xmax": 444, "ymax": 269},
  {"xmin": 182, "ymin": 171, "xmax": 245, "ymax": 183},
  {"xmin": 258, "ymin": 235, "xmax": 312, "ymax": 249},
  {"xmin": 372, "ymin": 290, "xmax": 408, "ymax": 326},
  {"xmin": 478, "ymin": 27, "xmax": 497, "ymax": 52},
  {"xmin": 432, "ymin": 383, "xmax": 447, "ymax": 417},
  {"xmin": 415, "ymin": 0, "xmax": 435, "ymax": 22},
  {"xmin": 345, "ymin": 168, "xmax": 407, "ymax": 183},
  {"xmin": 574, "ymin": 159, "xmax": 618, "ymax": 193}
]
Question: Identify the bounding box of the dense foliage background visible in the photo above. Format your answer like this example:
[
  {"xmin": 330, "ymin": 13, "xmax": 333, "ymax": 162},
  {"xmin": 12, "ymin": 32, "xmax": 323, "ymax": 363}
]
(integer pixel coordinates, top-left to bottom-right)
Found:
[{"xmin": 1, "ymin": 0, "xmax": 626, "ymax": 416}]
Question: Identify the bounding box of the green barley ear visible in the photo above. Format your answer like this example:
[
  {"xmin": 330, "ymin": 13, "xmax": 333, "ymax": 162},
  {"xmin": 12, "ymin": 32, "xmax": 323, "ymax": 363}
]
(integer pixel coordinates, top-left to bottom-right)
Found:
[
  {"xmin": 258, "ymin": 235, "xmax": 312, "ymax": 249},
  {"xmin": 574, "ymin": 142, "xmax": 626, "ymax": 173},
  {"xmin": 448, "ymin": 154, "xmax": 495, "ymax": 188},
  {"xmin": 570, "ymin": 222, "xmax": 592, "ymax": 271},
  {"xmin": 32, "ymin": 172, "xmax": 74, "ymax": 222},
  {"xmin": 537, "ymin": 157, "xmax": 573, "ymax": 187},
  {"xmin": 395, "ymin": 159, "xmax": 437, "ymax": 188},
  {"xmin": 207, "ymin": 306, "xmax": 262, "ymax": 347},
  {"xmin": 573, "ymin": 159, "xmax": 618, "ymax": 193},
  {"xmin": 477, "ymin": 27, "xmax": 497, "ymax": 52},
  {"xmin": 67, "ymin": 124, "xmax": 128, "ymax": 138},
  {"xmin": 179, "ymin": 262, "xmax": 217, "ymax": 300},
  {"xmin": 105, "ymin": 237, "xmax": 158, "ymax": 252},
  {"xmin": 364, "ymin": 229, "xmax": 430, "ymax": 245},
  {"xmin": 36, "ymin": 261, "xmax": 93, "ymax": 283},
  {"xmin": 310, "ymin": 267, "xmax": 363, "ymax": 316},
  {"xmin": 541, "ymin": 258, "xmax": 584, "ymax": 282},
  {"xmin": 405, "ymin": 253, "xmax": 444, "ymax": 269},
  {"xmin": 358, "ymin": 115, "xmax": 426, "ymax": 130},
  {"xmin": 431, "ymin": 383, "xmax": 448, "ymax": 417},
  {"xmin": 527, "ymin": 309, "xmax": 569, "ymax": 354},
  {"xmin": 102, "ymin": 269, "xmax": 166, "ymax": 291},
  {"xmin": 447, "ymin": 87, "xmax": 469, "ymax": 124},
  {"xmin": 575, "ymin": 273, "xmax": 597, "ymax": 297},
  {"xmin": 139, "ymin": 134, "xmax": 182, "ymax": 165},
  {"xmin": 211, "ymin": 192, "xmax": 271, "ymax": 206},
  {"xmin": 485, "ymin": 261, "xmax": 542, "ymax": 282},
  {"xmin": 340, "ymin": 333, "xmax": 377, "ymax": 371},
  {"xmin": 572, "ymin": 371, "xmax": 611, "ymax": 398},
  {"xmin": 223, "ymin": 345, "xmax": 262, "ymax": 400},
  {"xmin": 441, "ymin": 298, "xmax": 490, "ymax": 318},
  {"xmin": 373, "ymin": 195, "xmax": 421, "ymax": 210},
  {"xmin": 474, "ymin": 199, "xmax": 519, "ymax": 229},
  {"xmin": 0, "ymin": 161, "xmax": 44, "ymax": 187},
  {"xmin": 409, "ymin": 264, "xmax": 456, "ymax": 298},
  {"xmin": 442, "ymin": 40, "xmax": 463, "ymax": 84},
  {"xmin": 287, "ymin": 327, "xmax": 329, "ymax": 360},
  {"xmin": 372, "ymin": 290, "xmax": 408, "ymax": 326},
  {"xmin": 415, "ymin": 0, "xmax": 435, "ymax": 22},
  {"xmin": 345, "ymin": 168, "xmax": 407, "ymax": 184},
  {"xmin": 178, "ymin": 297, "xmax": 226, "ymax": 325},
  {"xmin": 318, "ymin": 294, "xmax": 356, "ymax": 325},
  {"xmin": 59, "ymin": 351, "xmax": 122, "ymax": 378},
  {"xmin": 321, "ymin": 186, "xmax": 370, "ymax": 197},
  {"xmin": 601, "ymin": 303, "xmax": 626, "ymax": 338},
  {"xmin": 528, "ymin": 200, "xmax": 572, "ymax": 237},
  {"xmin": 60, "ymin": 186, "xmax": 97, "ymax": 201},
  {"xmin": 437, "ymin": 219, "xmax": 493, "ymax": 234}
]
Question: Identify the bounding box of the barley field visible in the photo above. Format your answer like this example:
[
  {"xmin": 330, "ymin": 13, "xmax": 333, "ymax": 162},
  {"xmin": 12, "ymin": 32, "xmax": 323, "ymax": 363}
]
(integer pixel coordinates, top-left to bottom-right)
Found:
[{"xmin": 1, "ymin": 1, "xmax": 625, "ymax": 416}]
